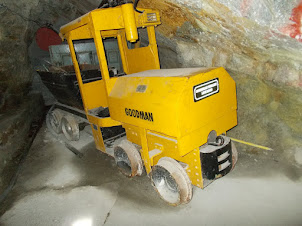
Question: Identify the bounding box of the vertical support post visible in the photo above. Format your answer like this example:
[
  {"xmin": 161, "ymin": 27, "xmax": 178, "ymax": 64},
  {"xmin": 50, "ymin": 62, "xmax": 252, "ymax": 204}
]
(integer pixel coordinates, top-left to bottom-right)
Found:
[
  {"xmin": 91, "ymin": 23, "xmax": 111, "ymax": 104},
  {"xmin": 67, "ymin": 35, "xmax": 88, "ymax": 113},
  {"xmin": 117, "ymin": 31, "xmax": 129, "ymax": 74},
  {"xmin": 147, "ymin": 26, "xmax": 160, "ymax": 69},
  {"xmin": 139, "ymin": 128, "xmax": 152, "ymax": 174}
]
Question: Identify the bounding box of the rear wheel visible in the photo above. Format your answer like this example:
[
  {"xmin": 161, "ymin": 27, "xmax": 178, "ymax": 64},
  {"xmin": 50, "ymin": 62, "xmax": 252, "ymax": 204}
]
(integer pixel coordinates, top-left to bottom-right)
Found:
[
  {"xmin": 151, "ymin": 157, "xmax": 192, "ymax": 206},
  {"xmin": 49, "ymin": 109, "xmax": 63, "ymax": 134},
  {"xmin": 114, "ymin": 140, "xmax": 143, "ymax": 177},
  {"xmin": 61, "ymin": 115, "xmax": 79, "ymax": 141}
]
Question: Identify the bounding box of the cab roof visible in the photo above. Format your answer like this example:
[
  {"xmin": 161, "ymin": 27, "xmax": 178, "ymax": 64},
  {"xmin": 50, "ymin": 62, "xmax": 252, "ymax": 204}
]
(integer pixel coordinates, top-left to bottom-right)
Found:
[{"xmin": 60, "ymin": 6, "xmax": 161, "ymax": 38}]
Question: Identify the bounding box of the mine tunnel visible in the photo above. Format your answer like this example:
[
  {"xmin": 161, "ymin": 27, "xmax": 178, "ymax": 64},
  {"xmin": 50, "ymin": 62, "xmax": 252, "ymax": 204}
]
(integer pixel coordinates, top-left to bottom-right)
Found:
[{"xmin": 0, "ymin": 0, "xmax": 302, "ymax": 225}]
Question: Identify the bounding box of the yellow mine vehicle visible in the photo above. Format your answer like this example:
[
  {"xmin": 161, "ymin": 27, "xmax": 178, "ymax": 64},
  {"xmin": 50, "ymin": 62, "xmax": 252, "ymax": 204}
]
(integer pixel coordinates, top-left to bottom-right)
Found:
[{"xmin": 49, "ymin": 0, "xmax": 238, "ymax": 205}]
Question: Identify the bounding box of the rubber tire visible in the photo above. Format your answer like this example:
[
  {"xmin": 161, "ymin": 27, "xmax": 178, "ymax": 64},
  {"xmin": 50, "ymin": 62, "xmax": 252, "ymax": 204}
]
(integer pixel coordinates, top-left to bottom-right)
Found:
[
  {"xmin": 114, "ymin": 140, "xmax": 143, "ymax": 177},
  {"xmin": 151, "ymin": 157, "xmax": 192, "ymax": 206},
  {"xmin": 61, "ymin": 115, "xmax": 80, "ymax": 141},
  {"xmin": 49, "ymin": 109, "xmax": 63, "ymax": 134}
]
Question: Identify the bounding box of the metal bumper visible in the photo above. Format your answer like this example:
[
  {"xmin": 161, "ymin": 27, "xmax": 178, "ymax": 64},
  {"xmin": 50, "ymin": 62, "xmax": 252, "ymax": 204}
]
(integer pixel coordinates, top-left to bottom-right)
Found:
[{"xmin": 200, "ymin": 136, "xmax": 233, "ymax": 183}]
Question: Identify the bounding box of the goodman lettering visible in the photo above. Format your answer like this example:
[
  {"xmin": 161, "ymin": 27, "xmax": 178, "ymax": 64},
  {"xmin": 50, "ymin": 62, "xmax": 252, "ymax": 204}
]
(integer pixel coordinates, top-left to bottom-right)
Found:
[{"xmin": 125, "ymin": 108, "xmax": 154, "ymax": 122}]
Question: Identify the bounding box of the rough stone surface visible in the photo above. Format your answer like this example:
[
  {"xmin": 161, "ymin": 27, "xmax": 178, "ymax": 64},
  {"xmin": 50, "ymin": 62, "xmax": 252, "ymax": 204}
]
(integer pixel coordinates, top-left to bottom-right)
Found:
[
  {"xmin": 0, "ymin": 93, "xmax": 44, "ymax": 193},
  {"xmin": 0, "ymin": 0, "xmax": 97, "ymax": 112},
  {"xmin": 227, "ymin": 71, "xmax": 302, "ymax": 173},
  {"xmin": 0, "ymin": 0, "xmax": 98, "ymax": 195},
  {"xmin": 140, "ymin": 0, "xmax": 302, "ymax": 88}
]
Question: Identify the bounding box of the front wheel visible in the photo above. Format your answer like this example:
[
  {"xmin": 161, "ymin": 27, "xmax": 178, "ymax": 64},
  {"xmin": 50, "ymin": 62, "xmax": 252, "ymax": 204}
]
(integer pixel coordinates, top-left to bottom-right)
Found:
[
  {"xmin": 114, "ymin": 140, "xmax": 143, "ymax": 177},
  {"xmin": 151, "ymin": 157, "xmax": 192, "ymax": 206}
]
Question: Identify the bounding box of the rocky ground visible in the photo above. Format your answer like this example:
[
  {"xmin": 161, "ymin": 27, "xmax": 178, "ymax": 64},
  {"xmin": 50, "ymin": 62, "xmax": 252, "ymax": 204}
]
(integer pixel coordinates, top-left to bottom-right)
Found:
[{"xmin": 0, "ymin": 123, "xmax": 301, "ymax": 225}]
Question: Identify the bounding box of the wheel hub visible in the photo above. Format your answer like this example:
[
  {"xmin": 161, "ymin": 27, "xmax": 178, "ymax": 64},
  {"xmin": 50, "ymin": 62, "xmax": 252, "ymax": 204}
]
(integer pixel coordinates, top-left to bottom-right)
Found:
[
  {"xmin": 151, "ymin": 166, "xmax": 180, "ymax": 204},
  {"xmin": 61, "ymin": 115, "xmax": 80, "ymax": 141},
  {"xmin": 114, "ymin": 147, "xmax": 132, "ymax": 176}
]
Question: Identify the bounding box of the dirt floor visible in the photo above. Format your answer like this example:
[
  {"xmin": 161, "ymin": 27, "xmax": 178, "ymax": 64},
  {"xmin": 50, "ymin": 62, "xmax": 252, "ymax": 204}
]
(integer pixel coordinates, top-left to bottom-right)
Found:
[{"xmin": 0, "ymin": 123, "xmax": 301, "ymax": 225}]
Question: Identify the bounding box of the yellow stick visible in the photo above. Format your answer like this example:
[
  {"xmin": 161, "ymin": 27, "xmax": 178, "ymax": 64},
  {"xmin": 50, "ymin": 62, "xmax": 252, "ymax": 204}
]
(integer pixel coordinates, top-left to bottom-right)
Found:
[{"xmin": 229, "ymin": 137, "xmax": 273, "ymax": 151}]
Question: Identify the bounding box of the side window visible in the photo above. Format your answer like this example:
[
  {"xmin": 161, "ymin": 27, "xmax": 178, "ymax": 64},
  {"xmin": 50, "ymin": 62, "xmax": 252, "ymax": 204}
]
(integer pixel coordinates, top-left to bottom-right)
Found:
[
  {"xmin": 127, "ymin": 28, "xmax": 149, "ymax": 49},
  {"xmin": 72, "ymin": 39, "xmax": 102, "ymax": 83},
  {"xmin": 103, "ymin": 37, "xmax": 124, "ymax": 77}
]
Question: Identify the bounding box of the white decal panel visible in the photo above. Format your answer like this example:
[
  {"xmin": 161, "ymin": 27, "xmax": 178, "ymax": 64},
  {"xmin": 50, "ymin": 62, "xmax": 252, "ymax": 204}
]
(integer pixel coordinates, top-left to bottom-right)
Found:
[{"xmin": 193, "ymin": 78, "xmax": 219, "ymax": 102}]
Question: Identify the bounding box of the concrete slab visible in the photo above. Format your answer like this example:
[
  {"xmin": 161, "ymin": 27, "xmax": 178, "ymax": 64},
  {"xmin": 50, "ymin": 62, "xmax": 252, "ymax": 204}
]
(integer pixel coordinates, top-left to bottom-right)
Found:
[
  {"xmin": 0, "ymin": 124, "xmax": 302, "ymax": 225},
  {"xmin": 1, "ymin": 184, "xmax": 120, "ymax": 226}
]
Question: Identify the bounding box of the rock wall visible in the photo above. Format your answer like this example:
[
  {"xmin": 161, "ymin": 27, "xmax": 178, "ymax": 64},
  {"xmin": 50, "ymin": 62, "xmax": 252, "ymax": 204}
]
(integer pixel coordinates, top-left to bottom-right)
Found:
[
  {"xmin": 140, "ymin": 0, "xmax": 302, "ymax": 87},
  {"xmin": 0, "ymin": 0, "xmax": 97, "ymax": 192},
  {"xmin": 0, "ymin": 93, "xmax": 44, "ymax": 194},
  {"xmin": 0, "ymin": 0, "xmax": 98, "ymax": 112},
  {"xmin": 139, "ymin": 0, "xmax": 302, "ymax": 167}
]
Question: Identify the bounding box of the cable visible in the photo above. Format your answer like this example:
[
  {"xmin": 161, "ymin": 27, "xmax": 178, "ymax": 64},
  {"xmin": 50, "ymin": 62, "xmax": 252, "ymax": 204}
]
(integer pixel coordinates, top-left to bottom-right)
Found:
[
  {"xmin": 229, "ymin": 137, "xmax": 273, "ymax": 151},
  {"xmin": 134, "ymin": 0, "xmax": 144, "ymax": 13},
  {"xmin": 98, "ymin": 0, "xmax": 109, "ymax": 8},
  {"xmin": 97, "ymin": 0, "xmax": 144, "ymax": 14}
]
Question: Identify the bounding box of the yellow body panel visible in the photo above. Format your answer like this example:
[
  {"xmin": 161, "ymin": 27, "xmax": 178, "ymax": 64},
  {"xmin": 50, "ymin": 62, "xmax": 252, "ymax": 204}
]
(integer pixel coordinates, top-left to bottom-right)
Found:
[
  {"xmin": 60, "ymin": 3, "xmax": 237, "ymax": 189},
  {"xmin": 87, "ymin": 116, "xmax": 106, "ymax": 152},
  {"xmin": 122, "ymin": 124, "xmax": 204, "ymax": 188},
  {"xmin": 120, "ymin": 26, "xmax": 160, "ymax": 74},
  {"xmin": 87, "ymin": 115, "xmax": 121, "ymax": 128},
  {"xmin": 82, "ymin": 81, "xmax": 108, "ymax": 110},
  {"xmin": 108, "ymin": 67, "xmax": 237, "ymax": 155},
  {"xmin": 109, "ymin": 67, "xmax": 237, "ymax": 188},
  {"xmin": 123, "ymin": 123, "xmax": 142, "ymax": 146}
]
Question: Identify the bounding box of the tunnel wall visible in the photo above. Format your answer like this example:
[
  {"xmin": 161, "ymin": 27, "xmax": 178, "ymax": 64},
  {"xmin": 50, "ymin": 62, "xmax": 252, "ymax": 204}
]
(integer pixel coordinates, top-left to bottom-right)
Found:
[
  {"xmin": 0, "ymin": 0, "xmax": 97, "ymax": 193},
  {"xmin": 0, "ymin": 0, "xmax": 301, "ymax": 191}
]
